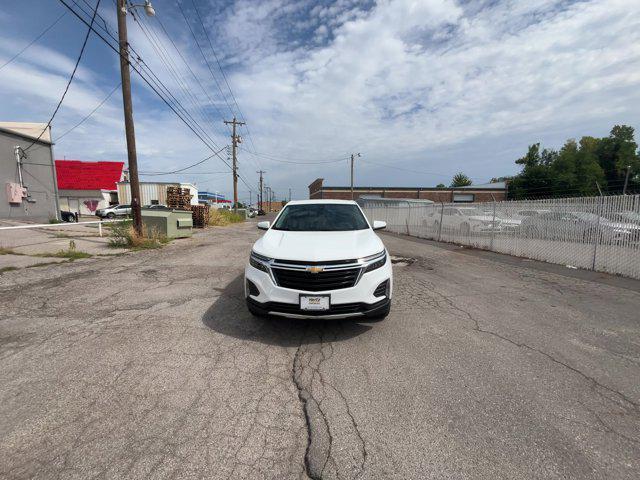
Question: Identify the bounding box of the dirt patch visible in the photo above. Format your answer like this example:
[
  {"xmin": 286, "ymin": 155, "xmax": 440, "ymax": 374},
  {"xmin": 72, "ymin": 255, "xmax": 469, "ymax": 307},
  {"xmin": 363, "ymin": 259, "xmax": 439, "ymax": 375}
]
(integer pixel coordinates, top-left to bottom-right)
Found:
[{"xmin": 390, "ymin": 256, "xmax": 416, "ymax": 266}]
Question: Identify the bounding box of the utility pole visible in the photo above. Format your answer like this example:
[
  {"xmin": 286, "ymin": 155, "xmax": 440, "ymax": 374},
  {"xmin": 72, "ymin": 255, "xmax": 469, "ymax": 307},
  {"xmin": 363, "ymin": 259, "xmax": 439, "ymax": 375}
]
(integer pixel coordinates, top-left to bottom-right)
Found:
[
  {"xmin": 257, "ymin": 170, "xmax": 265, "ymax": 211},
  {"xmin": 288, "ymin": 188, "xmax": 291, "ymax": 202},
  {"xmin": 265, "ymin": 186, "xmax": 272, "ymax": 212},
  {"xmin": 117, "ymin": 0, "xmax": 144, "ymax": 235},
  {"xmin": 224, "ymin": 116, "xmax": 246, "ymax": 211},
  {"xmin": 623, "ymin": 165, "xmax": 631, "ymax": 195},
  {"xmin": 249, "ymin": 190, "xmax": 252, "ymax": 207},
  {"xmin": 350, "ymin": 153, "xmax": 361, "ymax": 200}
]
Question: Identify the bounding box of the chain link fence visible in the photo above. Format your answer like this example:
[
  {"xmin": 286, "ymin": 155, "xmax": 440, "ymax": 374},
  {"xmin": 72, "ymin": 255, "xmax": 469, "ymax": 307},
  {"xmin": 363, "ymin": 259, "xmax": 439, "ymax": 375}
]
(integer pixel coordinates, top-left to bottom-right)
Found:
[{"xmin": 360, "ymin": 195, "xmax": 640, "ymax": 279}]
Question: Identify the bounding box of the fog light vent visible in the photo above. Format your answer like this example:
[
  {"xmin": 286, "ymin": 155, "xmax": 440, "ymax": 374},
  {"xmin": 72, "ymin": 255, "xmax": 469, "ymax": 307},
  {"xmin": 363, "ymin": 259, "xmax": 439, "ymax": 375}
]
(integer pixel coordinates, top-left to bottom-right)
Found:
[
  {"xmin": 374, "ymin": 280, "xmax": 388, "ymax": 298},
  {"xmin": 246, "ymin": 279, "xmax": 260, "ymax": 297}
]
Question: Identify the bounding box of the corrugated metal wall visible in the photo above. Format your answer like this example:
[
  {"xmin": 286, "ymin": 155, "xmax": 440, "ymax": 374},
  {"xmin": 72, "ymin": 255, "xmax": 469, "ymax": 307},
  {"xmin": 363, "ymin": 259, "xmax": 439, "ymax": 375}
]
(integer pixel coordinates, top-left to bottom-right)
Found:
[{"xmin": 117, "ymin": 183, "xmax": 198, "ymax": 206}]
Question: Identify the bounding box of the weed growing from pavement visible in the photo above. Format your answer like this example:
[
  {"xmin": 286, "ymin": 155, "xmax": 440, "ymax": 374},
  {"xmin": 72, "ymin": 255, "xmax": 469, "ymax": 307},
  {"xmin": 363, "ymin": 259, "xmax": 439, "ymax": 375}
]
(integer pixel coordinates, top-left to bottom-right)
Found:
[
  {"xmin": 36, "ymin": 240, "xmax": 92, "ymax": 260},
  {"xmin": 0, "ymin": 247, "xmax": 23, "ymax": 255},
  {"xmin": 108, "ymin": 220, "xmax": 169, "ymax": 250},
  {"xmin": 0, "ymin": 266, "xmax": 18, "ymax": 274}
]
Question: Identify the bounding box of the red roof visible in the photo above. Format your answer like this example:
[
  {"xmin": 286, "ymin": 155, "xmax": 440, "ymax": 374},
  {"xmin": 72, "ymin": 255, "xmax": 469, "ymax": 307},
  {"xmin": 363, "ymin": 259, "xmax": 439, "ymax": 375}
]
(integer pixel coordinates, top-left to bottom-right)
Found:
[{"xmin": 55, "ymin": 160, "xmax": 124, "ymax": 191}]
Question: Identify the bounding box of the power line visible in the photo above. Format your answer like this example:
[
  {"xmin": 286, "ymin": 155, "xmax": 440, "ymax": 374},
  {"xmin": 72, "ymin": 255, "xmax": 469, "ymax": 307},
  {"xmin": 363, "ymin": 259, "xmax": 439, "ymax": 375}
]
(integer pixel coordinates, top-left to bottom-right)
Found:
[
  {"xmin": 58, "ymin": 0, "xmax": 258, "ymax": 195},
  {"xmin": 176, "ymin": 0, "xmax": 234, "ymax": 117},
  {"xmin": 239, "ymin": 147, "xmax": 350, "ymax": 164},
  {"xmin": 0, "ymin": 11, "xmax": 68, "ymax": 71},
  {"xmin": 359, "ymin": 158, "xmax": 451, "ymax": 178},
  {"xmin": 152, "ymin": 11, "xmax": 231, "ymax": 130},
  {"xmin": 140, "ymin": 146, "xmax": 227, "ymax": 175},
  {"xmin": 55, "ymin": 82, "xmax": 121, "ymax": 141},
  {"xmin": 188, "ymin": 0, "xmax": 261, "ymax": 161},
  {"xmin": 129, "ymin": 5, "xmax": 221, "ymax": 140},
  {"xmin": 75, "ymin": 0, "xmax": 220, "ymax": 150},
  {"xmin": 141, "ymin": 171, "xmax": 230, "ymax": 175},
  {"xmin": 25, "ymin": 0, "xmax": 101, "ymax": 151}
]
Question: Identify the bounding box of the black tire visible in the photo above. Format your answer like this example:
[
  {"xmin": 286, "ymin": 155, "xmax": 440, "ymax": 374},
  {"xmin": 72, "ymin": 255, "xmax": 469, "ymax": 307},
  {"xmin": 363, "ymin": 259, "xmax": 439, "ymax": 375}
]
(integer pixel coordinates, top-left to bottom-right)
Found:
[{"xmin": 107, "ymin": 212, "xmax": 116, "ymax": 219}]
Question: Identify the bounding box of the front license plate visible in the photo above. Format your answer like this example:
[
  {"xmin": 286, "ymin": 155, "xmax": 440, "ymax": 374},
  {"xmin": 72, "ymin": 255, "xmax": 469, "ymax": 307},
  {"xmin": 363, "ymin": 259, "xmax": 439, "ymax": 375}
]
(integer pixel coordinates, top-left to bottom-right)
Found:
[{"xmin": 300, "ymin": 295, "xmax": 330, "ymax": 311}]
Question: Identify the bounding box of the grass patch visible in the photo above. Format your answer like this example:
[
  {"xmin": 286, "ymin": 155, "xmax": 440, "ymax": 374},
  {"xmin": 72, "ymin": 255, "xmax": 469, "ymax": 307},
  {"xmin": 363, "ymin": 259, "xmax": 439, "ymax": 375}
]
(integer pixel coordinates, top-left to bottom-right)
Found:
[
  {"xmin": 26, "ymin": 261, "xmax": 70, "ymax": 269},
  {"xmin": 0, "ymin": 247, "xmax": 22, "ymax": 255},
  {"xmin": 208, "ymin": 209, "xmax": 245, "ymax": 226},
  {"xmin": 108, "ymin": 220, "xmax": 169, "ymax": 250},
  {"xmin": 35, "ymin": 240, "xmax": 92, "ymax": 260},
  {"xmin": 48, "ymin": 218, "xmax": 62, "ymax": 224},
  {"xmin": 0, "ymin": 266, "xmax": 18, "ymax": 274}
]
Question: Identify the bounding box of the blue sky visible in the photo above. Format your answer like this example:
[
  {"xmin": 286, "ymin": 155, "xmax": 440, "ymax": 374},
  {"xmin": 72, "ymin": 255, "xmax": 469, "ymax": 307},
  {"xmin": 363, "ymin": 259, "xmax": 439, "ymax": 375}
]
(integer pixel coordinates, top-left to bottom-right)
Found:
[{"xmin": 1, "ymin": 0, "xmax": 639, "ymax": 202}]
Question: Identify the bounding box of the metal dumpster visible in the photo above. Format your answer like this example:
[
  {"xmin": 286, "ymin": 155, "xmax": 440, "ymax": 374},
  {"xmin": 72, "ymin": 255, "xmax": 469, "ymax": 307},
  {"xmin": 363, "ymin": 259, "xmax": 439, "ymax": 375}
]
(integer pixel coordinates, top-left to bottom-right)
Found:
[{"xmin": 141, "ymin": 208, "xmax": 193, "ymax": 239}]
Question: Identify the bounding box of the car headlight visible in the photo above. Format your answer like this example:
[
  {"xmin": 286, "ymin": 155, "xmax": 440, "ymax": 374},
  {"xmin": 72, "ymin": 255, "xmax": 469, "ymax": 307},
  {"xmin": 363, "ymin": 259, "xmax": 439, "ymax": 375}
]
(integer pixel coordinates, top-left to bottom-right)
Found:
[
  {"xmin": 361, "ymin": 250, "xmax": 387, "ymax": 273},
  {"xmin": 250, "ymin": 251, "xmax": 272, "ymax": 273}
]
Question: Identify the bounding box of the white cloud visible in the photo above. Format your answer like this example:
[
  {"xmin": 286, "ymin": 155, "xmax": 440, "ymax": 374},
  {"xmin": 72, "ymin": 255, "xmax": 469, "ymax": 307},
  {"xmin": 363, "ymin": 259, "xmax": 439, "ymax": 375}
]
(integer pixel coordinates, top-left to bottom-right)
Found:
[
  {"xmin": 227, "ymin": 0, "xmax": 640, "ymax": 191},
  {"xmin": 1, "ymin": 0, "xmax": 639, "ymax": 201}
]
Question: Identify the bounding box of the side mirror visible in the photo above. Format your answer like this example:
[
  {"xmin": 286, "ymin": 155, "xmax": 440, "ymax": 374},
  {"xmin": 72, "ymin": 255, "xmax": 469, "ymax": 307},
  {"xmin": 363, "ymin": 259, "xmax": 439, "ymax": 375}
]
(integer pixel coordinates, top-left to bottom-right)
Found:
[
  {"xmin": 372, "ymin": 220, "xmax": 386, "ymax": 230},
  {"xmin": 257, "ymin": 221, "xmax": 270, "ymax": 230}
]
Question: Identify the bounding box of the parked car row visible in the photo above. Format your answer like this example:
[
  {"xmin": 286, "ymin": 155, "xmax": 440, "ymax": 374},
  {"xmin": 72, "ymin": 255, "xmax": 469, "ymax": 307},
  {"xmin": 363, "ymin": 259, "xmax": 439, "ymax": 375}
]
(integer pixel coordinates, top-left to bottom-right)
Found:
[{"xmin": 422, "ymin": 207, "xmax": 640, "ymax": 244}]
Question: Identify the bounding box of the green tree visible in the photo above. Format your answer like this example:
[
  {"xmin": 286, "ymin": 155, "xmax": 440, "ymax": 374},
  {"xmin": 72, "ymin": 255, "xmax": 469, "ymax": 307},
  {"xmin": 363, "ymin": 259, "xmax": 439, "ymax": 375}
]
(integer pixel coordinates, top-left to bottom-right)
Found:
[
  {"xmin": 450, "ymin": 173, "xmax": 472, "ymax": 187},
  {"xmin": 436, "ymin": 183, "xmax": 446, "ymax": 188},
  {"xmin": 596, "ymin": 125, "xmax": 640, "ymax": 192},
  {"xmin": 506, "ymin": 125, "xmax": 637, "ymax": 199}
]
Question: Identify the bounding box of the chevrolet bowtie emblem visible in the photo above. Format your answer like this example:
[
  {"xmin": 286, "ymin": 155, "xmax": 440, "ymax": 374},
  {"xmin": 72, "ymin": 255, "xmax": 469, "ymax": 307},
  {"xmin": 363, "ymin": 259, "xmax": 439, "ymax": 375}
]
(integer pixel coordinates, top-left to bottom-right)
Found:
[{"xmin": 306, "ymin": 266, "xmax": 324, "ymax": 273}]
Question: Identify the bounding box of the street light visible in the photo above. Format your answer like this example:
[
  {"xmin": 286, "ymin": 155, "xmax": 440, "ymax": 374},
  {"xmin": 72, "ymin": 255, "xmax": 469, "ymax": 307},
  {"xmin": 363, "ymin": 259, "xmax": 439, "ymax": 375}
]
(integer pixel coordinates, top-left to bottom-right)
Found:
[{"xmin": 123, "ymin": 1, "xmax": 156, "ymax": 16}]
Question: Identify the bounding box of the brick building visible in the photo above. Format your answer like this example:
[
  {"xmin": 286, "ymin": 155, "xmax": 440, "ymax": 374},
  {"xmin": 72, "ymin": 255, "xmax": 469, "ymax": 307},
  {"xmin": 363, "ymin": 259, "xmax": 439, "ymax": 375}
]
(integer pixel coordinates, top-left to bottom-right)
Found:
[
  {"xmin": 308, "ymin": 178, "xmax": 506, "ymax": 203},
  {"xmin": 261, "ymin": 201, "xmax": 285, "ymax": 213}
]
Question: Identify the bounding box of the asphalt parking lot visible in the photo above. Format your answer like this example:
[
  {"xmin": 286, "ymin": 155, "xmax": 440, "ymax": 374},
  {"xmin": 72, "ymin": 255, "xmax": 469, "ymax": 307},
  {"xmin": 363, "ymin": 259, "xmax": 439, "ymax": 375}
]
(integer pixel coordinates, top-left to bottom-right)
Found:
[{"xmin": 1, "ymin": 221, "xmax": 639, "ymax": 479}]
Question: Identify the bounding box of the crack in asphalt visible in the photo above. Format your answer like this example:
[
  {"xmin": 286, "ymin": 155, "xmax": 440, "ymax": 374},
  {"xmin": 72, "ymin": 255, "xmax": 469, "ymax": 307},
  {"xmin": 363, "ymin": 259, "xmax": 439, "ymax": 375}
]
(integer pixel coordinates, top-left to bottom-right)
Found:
[
  {"xmin": 406, "ymin": 274, "xmax": 640, "ymax": 447},
  {"xmin": 291, "ymin": 326, "xmax": 367, "ymax": 480}
]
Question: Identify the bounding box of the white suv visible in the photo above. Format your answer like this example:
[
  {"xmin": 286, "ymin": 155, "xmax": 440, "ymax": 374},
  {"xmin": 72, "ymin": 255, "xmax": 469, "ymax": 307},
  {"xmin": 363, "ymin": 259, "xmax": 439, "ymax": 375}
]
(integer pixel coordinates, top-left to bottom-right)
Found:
[{"xmin": 245, "ymin": 200, "xmax": 392, "ymax": 320}]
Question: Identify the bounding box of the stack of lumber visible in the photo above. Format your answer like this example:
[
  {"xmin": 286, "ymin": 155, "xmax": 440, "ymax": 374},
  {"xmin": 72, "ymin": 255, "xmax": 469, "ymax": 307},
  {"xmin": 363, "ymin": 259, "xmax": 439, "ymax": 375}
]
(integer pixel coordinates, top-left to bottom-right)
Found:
[
  {"xmin": 166, "ymin": 186, "xmax": 192, "ymax": 210},
  {"xmin": 191, "ymin": 204, "xmax": 210, "ymax": 228}
]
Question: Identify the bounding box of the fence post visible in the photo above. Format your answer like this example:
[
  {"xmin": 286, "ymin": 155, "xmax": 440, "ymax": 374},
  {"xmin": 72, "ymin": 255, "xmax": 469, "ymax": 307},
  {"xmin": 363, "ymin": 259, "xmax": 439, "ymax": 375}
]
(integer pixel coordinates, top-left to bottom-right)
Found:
[
  {"xmin": 98, "ymin": 221, "xmax": 103, "ymax": 237},
  {"xmin": 437, "ymin": 202, "xmax": 444, "ymax": 242},
  {"xmin": 591, "ymin": 195, "xmax": 604, "ymax": 270},
  {"xmin": 406, "ymin": 201, "xmax": 411, "ymax": 235},
  {"xmin": 490, "ymin": 198, "xmax": 497, "ymax": 250}
]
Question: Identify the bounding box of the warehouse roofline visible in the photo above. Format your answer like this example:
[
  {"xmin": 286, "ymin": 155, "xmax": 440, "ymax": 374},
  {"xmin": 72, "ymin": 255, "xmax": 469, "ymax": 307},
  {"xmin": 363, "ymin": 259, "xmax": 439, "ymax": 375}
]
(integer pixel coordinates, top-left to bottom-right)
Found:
[{"xmin": 0, "ymin": 122, "xmax": 52, "ymax": 145}]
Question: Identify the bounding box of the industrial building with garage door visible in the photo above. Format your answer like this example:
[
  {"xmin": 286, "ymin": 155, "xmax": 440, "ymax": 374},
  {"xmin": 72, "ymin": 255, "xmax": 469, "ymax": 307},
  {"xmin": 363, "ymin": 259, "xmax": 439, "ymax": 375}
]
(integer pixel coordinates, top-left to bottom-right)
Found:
[{"xmin": 55, "ymin": 160, "xmax": 125, "ymax": 217}]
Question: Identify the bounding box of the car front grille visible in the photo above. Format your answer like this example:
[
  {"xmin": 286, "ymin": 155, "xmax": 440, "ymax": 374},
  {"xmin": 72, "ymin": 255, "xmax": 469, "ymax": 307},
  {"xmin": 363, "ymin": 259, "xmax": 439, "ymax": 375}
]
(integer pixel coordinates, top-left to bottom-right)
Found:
[{"xmin": 271, "ymin": 267, "xmax": 361, "ymax": 292}]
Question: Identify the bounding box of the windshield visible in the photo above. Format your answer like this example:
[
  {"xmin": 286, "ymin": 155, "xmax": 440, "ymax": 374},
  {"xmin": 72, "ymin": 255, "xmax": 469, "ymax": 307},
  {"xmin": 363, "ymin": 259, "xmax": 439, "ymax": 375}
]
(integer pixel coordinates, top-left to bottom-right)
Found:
[{"xmin": 272, "ymin": 204, "xmax": 369, "ymax": 231}]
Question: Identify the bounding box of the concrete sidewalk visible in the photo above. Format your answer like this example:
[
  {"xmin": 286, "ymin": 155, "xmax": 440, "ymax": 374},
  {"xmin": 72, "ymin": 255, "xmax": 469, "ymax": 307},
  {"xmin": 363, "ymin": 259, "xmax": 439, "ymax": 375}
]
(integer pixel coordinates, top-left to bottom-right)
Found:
[{"xmin": 0, "ymin": 220, "xmax": 128, "ymax": 267}]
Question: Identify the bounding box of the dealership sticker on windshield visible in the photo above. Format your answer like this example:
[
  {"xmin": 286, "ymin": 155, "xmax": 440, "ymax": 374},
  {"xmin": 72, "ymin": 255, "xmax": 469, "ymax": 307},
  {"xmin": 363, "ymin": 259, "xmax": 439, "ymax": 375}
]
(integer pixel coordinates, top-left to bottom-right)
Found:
[{"xmin": 300, "ymin": 295, "xmax": 330, "ymax": 311}]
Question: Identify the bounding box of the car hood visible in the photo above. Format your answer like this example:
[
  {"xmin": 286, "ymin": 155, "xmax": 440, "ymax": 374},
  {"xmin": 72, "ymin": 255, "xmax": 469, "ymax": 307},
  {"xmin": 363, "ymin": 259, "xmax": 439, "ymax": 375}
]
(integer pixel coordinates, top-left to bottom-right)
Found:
[{"xmin": 253, "ymin": 229, "xmax": 385, "ymax": 261}]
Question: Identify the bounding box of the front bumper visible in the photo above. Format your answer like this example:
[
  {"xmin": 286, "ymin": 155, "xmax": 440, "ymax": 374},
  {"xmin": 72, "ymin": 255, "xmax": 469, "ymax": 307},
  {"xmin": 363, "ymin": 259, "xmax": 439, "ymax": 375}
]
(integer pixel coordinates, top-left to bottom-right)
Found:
[
  {"xmin": 244, "ymin": 256, "xmax": 393, "ymax": 319},
  {"xmin": 247, "ymin": 296, "xmax": 390, "ymax": 319}
]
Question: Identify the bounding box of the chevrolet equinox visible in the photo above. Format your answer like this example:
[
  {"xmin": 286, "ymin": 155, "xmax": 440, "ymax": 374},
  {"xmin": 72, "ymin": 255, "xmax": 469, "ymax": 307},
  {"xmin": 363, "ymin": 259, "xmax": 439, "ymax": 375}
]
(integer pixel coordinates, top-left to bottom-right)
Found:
[{"xmin": 245, "ymin": 200, "xmax": 392, "ymax": 319}]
